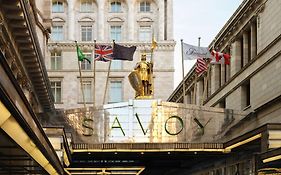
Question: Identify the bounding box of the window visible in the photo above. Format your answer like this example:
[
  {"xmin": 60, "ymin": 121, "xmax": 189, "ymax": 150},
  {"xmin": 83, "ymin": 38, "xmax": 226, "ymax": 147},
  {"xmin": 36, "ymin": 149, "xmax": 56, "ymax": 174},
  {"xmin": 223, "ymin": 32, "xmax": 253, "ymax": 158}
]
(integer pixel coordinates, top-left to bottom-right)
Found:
[
  {"xmin": 111, "ymin": 1, "xmax": 121, "ymax": 13},
  {"xmin": 80, "ymin": 0, "xmax": 93, "ymax": 12},
  {"xmin": 52, "ymin": 1, "xmax": 64, "ymax": 13},
  {"xmin": 51, "ymin": 81, "xmax": 62, "ymax": 103},
  {"xmin": 109, "ymin": 81, "xmax": 122, "ymax": 103},
  {"xmin": 80, "ymin": 81, "xmax": 92, "ymax": 103},
  {"xmin": 140, "ymin": 1, "xmax": 150, "ymax": 12},
  {"xmin": 81, "ymin": 25, "xmax": 93, "ymax": 41},
  {"xmin": 110, "ymin": 60, "xmax": 122, "ymax": 70},
  {"xmin": 51, "ymin": 52, "xmax": 62, "ymax": 70},
  {"xmin": 81, "ymin": 53, "xmax": 92, "ymax": 70},
  {"xmin": 52, "ymin": 25, "xmax": 64, "ymax": 41},
  {"xmin": 110, "ymin": 26, "xmax": 121, "ymax": 41},
  {"xmin": 242, "ymin": 81, "xmax": 251, "ymax": 109},
  {"xmin": 139, "ymin": 26, "xmax": 151, "ymax": 41}
]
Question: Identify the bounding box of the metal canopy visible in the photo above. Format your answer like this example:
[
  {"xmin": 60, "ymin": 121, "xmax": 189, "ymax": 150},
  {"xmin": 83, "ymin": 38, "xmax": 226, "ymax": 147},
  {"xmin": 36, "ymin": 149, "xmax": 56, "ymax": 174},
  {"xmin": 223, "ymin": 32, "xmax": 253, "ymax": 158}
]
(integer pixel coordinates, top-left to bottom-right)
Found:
[{"xmin": 0, "ymin": 129, "xmax": 48, "ymax": 175}]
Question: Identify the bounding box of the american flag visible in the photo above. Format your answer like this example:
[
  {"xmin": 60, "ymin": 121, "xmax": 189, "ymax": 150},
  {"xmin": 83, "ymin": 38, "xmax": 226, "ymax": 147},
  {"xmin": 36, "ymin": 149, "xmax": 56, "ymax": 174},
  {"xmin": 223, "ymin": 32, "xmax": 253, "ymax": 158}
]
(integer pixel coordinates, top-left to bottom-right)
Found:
[
  {"xmin": 94, "ymin": 44, "xmax": 113, "ymax": 62},
  {"xmin": 196, "ymin": 58, "xmax": 208, "ymax": 76}
]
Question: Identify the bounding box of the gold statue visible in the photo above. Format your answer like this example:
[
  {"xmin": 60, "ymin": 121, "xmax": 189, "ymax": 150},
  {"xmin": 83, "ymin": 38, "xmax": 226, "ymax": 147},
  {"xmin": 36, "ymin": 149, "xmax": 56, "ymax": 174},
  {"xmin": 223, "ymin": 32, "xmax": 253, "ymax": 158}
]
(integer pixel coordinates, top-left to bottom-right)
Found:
[{"xmin": 128, "ymin": 54, "xmax": 153, "ymax": 99}]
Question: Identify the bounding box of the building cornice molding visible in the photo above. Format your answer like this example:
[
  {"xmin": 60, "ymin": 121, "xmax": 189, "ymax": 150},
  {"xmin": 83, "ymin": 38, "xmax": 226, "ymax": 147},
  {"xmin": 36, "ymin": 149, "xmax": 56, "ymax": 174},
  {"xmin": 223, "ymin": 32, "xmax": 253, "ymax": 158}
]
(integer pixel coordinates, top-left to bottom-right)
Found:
[{"xmin": 48, "ymin": 41, "xmax": 176, "ymax": 51}]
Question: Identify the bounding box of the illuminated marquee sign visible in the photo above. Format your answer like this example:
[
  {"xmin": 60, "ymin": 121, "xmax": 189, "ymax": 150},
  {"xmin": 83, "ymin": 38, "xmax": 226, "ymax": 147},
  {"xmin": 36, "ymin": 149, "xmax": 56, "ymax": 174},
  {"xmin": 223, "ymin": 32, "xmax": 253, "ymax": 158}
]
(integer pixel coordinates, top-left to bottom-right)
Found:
[{"xmin": 65, "ymin": 99, "xmax": 229, "ymax": 143}]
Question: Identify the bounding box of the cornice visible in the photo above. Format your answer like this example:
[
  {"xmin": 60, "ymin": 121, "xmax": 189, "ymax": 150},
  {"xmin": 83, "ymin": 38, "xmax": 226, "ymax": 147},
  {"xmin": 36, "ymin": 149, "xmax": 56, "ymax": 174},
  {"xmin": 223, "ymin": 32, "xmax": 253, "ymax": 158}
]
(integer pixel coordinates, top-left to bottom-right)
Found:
[{"xmin": 47, "ymin": 41, "xmax": 176, "ymax": 51}]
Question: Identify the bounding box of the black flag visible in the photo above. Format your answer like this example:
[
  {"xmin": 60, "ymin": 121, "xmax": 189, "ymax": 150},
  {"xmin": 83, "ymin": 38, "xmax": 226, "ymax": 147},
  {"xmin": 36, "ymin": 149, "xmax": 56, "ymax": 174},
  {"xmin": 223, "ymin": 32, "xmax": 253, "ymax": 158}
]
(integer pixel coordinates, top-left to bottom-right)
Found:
[{"xmin": 113, "ymin": 43, "xmax": 136, "ymax": 61}]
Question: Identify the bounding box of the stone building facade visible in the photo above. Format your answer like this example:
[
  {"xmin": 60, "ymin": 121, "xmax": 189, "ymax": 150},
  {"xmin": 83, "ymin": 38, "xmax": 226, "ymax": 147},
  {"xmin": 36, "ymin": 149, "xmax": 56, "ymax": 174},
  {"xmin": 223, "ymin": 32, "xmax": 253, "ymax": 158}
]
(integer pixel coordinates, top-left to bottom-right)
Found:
[
  {"xmin": 46, "ymin": 0, "xmax": 175, "ymax": 110},
  {"xmin": 168, "ymin": 0, "xmax": 281, "ymax": 174}
]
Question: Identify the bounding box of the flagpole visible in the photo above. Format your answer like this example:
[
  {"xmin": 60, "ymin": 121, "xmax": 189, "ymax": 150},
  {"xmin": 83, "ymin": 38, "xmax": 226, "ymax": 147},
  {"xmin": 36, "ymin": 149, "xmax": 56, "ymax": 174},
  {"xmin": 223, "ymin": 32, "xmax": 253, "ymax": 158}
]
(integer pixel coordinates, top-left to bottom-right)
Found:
[
  {"xmin": 93, "ymin": 40, "xmax": 96, "ymax": 108},
  {"xmin": 103, "ymin": 40, "xmax": 114, "ymax": 105},
  {"xmin": 181, "ymin": 39, "xmax": 186, "ymax": 104},
  {"xmin": 75, "ymin": 41, "xmax": 87, "ymax": 109},
  {"xmin": 150, "ymin": 32, "xmax": 156, "ymax": 97}
]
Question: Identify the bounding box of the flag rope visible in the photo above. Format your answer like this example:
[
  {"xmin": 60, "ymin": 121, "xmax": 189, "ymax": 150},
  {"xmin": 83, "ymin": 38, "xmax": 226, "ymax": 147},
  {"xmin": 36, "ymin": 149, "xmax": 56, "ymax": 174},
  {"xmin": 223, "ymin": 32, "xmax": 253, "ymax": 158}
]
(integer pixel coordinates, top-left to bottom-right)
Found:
[
  {"xmin": 103, "ymin": 40, "xmax": 114, "ymax": 105},
  {"xmin": 181, "ymin": 39, "xmax": 186, "ymax": 104}
]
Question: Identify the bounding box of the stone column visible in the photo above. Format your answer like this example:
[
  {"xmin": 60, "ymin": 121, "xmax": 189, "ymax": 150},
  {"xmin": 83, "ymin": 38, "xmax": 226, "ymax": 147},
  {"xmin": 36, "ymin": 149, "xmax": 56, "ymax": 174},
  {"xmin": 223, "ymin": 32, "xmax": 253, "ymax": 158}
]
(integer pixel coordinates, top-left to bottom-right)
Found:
[
  {"xmin": 127, "ymin": 0, "xmax": 135, "ymax": 41},
  {"xmin": 251, "ymin": 21, "xmax": 257, "ymax": 59},
  {"xmin": 68, "ymin": 0, "xmax": 75, "ymax": 40},
  {"xmin": 230, "ymin": 39, "xmax": 242, "ymax": 76},
  {"xmin": 158, "ymin": 0, "xmax": 164, "ymax": 40},
  {"xmin": 166, "ymin": 0, "xmax": 173, "ymax": 40},
  {"xmin": 97, "ymin": 0, "xmax": 105, "ymax": 41},
  {"xmin": 186, "ymin": 91, "xmax": 191, "ymax": 104},
  {"xmin": 243, "ymin": 31, "xmax": 249, "ymax": 66},
  {"xmin": 196, "ymin": 80, "xmax": 203, "ymax": 105},
  {"xmin": 211, "ymin": 65, "xmax": 220, "ymax": 94},
  {"xmin": 221, "ymin": 64, "xmax": 225, "ymax": 86}
]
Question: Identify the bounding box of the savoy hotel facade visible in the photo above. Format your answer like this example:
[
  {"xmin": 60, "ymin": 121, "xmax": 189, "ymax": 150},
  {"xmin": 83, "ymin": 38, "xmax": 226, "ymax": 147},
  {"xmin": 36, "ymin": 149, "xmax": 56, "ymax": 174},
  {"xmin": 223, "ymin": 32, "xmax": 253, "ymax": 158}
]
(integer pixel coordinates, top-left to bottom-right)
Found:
[{"xmin": 168, "ymin": 0, "xmax": 281, "ymax": 174}]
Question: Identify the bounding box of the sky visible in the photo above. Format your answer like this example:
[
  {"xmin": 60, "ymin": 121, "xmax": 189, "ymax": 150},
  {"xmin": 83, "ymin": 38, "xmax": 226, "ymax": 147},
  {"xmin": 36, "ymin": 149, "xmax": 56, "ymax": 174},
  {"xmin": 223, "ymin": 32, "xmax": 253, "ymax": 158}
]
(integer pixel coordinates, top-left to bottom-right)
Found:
[{"xmin": 173, "ymin": 0, "xmax": 243, "ymax": 88}]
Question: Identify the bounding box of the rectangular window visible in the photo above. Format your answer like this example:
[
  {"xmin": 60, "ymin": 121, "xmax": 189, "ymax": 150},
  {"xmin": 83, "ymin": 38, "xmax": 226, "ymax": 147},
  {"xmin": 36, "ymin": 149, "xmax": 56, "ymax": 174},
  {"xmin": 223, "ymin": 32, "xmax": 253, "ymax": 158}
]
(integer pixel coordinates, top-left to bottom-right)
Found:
[
  {"xmin": 80, "ymin": 0, "xmax": 93, "ymax": 12},
  {"xmin": 52, "ymin": 25, "xmax": 63, "ymax": 41},
  {"xmin": 110, "ymin": 60, "xmax": 122, "ymax": 70},
  {"xmin": 110, "ymin": 26, "xmax": 121, "ymax": 41},
  {"xmin": 109, "ymin": 81, "xmax": 122, "ymax": 103},
  {"xmin": 111, "ymin": 2, "xmax": 121, "ymax": 13},
  {"xmin": 52, "ymin": 1, "xmax": 64, "ymax": 13},
  {"xmin": 51, "ymin": 81, "xmax": 62, "ymax": 103},
  {"xmin": 140, "ymin": 1, "xmax": 150, "ymax": 12},
  {"xmin": 139, "ymin": 26, "xmax": 151, "ymax": 41},
  {"xmin": 79, "ymin": 81, "xmax": 92, "ymax": 103},
  {"xmin": 242, "ymin": 81, "xmax": 251, "ymax": 109},
  {"xmin": 81, "ymin": 25, "xmax": 92, "ymax": 41},
  {"xmin": 51, "ymin": 52, "xmax": 62, "ymax": 70},
  {"xmin": 81, "ymin": 53, "xmax": 92, "ymax": 70}
]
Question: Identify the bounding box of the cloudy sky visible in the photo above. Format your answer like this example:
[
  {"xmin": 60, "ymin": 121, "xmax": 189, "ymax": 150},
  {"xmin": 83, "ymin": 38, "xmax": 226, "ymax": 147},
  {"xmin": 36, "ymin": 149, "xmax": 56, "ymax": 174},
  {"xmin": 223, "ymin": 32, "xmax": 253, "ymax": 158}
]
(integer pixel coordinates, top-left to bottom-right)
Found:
[{"xmin": 173, "ymin": 0, "xmax": 243, "ymax": 88}]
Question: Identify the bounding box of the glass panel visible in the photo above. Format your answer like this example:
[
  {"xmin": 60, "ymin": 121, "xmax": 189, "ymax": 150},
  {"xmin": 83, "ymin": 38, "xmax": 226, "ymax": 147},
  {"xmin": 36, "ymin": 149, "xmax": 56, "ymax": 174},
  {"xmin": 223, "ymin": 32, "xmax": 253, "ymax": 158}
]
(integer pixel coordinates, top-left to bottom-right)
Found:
[
  {"xmin": 109, "ymin": 81, "xmax": 122, "ymax": 103},
  {"xmin": 110, "ymin": 60, "xmax": 122, "ymax": 70},
  {"xmin": 111, "ymin": 1, "xmax": 121, "ymax": 12},
  {"xmin": 81, "ymin": 0, "xmax": 93, "ymax": 12},
  {"xmin": 52, "ymin": 26, "xmax": 63, "ymax": 41},
  {"xmin": 51, "ymin": 81, "xmax": 62, "ymax": 103},
  {"xmin": 139, "ymin": 26, "xmax": 151, "ymax": 41},
  {"xmin": 140, "ymin": 1, "xmax": 150, "ymax": 12},
  {"xmin": 51, "ymin": 52, "xmax": 62, "ymax": 70},
  {"xmin": 110, "ymin": 26, "xmax": 121, "ymax": 41},
  {"xmin": 81, "ymin": 25, "xmax": 93, "ymax": 41},
  {"xmin": 52, "ymin": 1, "xmax": 64, "ymax": 13}
]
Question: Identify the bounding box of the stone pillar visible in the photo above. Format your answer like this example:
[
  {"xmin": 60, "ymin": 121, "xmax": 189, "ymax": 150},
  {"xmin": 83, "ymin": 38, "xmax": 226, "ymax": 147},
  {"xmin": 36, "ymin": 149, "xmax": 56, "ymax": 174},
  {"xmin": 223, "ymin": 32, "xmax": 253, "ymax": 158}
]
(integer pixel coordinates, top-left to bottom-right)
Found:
[
  {"xmin": 166, "ymin": 0, "xmax": 173, "ymax": 40},
  {"xmin": 230, "ymin": 40, "xmax": 242, "ymax": 76},
  {"xmin": 68, "ymin": 0, "xmax": 75, "ymax": 40},
  {"xmin": 158, "ymin": 0, "xmax": 164, "ymax": 40},
  {"xmin": 186, "ymin": 91, "xmax": 191, "ymax": 104},
  {"xmin": 251, "ymin": 21, "xmax": 257, "ymax": 59},
  {"xmin": 196, "ymin": 80, "xmax": 203, "ymax": 105},
  {"xmin": 97, "ymin": 0, "xmax": 105, "ymax": 41},
  {"xmin": 211, "ymin": 65, "xmax": 220, "ymax": 94},
  {"xmin": 243, "ymin": 31, "xmax": 249, "ymax": 66},
  {"xmin": 127, "ymin": 0, "xmax": 135, "ymax": 41},
  {"xmin": 221, "ymin": 64, "xmax": 225, "ymax": 86}
]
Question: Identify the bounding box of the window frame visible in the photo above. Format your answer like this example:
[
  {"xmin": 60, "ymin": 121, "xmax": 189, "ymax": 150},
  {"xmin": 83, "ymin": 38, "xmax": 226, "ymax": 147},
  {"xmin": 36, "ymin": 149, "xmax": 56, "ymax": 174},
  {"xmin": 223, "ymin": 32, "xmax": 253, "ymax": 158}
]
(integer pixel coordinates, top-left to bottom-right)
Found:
[
  {"xmin": 81, "ymin": 25, "xmax": 93, "ymax": 41},
  {"xmin": 78, "ymin": 80, "xmax": 93, "ymax": 103},
  {"xmin": 52, "ymin": 1, "xmax": 64, "ymax": 13},
  {"xmin": 139, "ymin": 26, "xmax": 152, "ymax": 41},
  {"xmin": 108, "ymin": 80, "xmax": 123, "ymax": 104},
  {"xmin": 80, "ymin": 0, "xmax": 94, "ymax": 13},
  {"xmin": 51, "ymin": 51, "xmax": 62, "ymax": 70},
  {"xmin": 51, "ymin": 25, "xmax": 64, "ymax": 41},
  {"xmin": 140, "ymin": 1, "xmax": 151, "ymax": 12},
  {"xmin": 51, "ymin": 80, "xmax": 62, "ymax": 103},
  {"xmin": 110, "ymin": 1, "xmax": 122, "ymax": 13},
  {"xmin": 110, "ymin": 25, "xmax": 122, "ymax": 41}
]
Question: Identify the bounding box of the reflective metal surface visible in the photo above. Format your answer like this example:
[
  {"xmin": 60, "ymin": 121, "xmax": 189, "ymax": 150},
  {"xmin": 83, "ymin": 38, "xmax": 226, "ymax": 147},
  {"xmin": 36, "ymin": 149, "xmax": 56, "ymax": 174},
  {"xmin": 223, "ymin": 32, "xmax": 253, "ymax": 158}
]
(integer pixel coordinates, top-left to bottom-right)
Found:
[{"xmin": 64, "ymin": 99, "xmax": 244, "ymax": 143}]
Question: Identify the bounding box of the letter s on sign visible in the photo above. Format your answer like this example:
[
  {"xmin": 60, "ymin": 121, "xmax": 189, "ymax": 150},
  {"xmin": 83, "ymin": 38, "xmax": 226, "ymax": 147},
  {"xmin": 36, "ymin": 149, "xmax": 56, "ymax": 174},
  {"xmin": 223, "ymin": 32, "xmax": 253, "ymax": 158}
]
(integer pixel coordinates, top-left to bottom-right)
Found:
[{"xmin": 164, "ymin": 116, "xmax": 184, "ymax": 135}]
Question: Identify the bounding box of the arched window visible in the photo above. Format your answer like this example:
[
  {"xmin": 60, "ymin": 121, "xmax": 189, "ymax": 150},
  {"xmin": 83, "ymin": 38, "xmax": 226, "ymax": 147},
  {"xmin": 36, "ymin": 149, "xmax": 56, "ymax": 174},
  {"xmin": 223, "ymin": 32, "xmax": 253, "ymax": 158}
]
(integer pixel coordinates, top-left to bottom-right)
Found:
[
  {"xmin": 52, "ymin": 1, "xmax": 64, "ymax": 13},
  {"xmin": 81, "ymin": 0, "xmax": 94, "ymax": 12},
  {"xmin": 140, "ymin": 1, "xmax": 150, "ymax": 12},
  {"xmin": 111, "ymin": 1, "xmax": 121, "ymax": 13}
]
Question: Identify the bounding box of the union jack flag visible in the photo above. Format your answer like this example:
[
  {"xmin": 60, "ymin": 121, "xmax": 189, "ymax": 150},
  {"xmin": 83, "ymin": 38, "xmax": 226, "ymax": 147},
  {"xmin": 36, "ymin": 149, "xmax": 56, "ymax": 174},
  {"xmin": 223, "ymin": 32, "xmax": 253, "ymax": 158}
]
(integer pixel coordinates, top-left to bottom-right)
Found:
[{"xmin": 94, "ymin": 44, "xmax": 113, "ymax": 62}]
